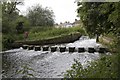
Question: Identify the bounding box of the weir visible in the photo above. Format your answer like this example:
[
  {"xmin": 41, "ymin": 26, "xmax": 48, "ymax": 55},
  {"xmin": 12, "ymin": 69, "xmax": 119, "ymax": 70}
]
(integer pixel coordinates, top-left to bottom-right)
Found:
[{"xmin": 2, "ymin": 36, "xmax": 110, "ymax": 78}]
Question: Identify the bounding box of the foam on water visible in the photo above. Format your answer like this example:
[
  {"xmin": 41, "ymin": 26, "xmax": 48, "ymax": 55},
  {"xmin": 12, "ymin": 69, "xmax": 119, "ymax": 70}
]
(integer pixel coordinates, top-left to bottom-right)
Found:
[
  {"xmin": 66, "ymin": 37, "xmax": 102, "ymax": 48},
  {"xmin": 2, "ymin": 36, "xmax": 102, "ymax": 78}
]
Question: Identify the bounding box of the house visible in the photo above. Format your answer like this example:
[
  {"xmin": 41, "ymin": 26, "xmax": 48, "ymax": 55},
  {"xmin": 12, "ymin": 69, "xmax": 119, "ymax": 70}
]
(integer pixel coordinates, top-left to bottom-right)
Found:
[
  {"xmin": 55, "ymin": 19, "xmax": 81, "ymax": 28},
  {"xmin": 72, "ymin": 19, "xmax": 80, "ymax": 27},
  {"xmin": 59, "ymin": 22, "xmax": 73, "ymax": 28}
]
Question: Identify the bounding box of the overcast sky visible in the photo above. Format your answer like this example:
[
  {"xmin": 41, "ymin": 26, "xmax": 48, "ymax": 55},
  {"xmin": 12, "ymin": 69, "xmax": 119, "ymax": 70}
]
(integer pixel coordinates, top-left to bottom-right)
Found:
[{"xmin": 17, "ymin": 0, "xmax": 79, "ymax": 24}]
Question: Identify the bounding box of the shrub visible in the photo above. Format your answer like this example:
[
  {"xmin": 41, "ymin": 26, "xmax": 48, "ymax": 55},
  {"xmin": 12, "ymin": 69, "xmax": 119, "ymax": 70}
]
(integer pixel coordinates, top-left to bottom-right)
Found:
[
  {"xmin": 2, "ymin": 34, "xmax": 15, "ymax": 50},
  {"xmin": 64, "ymin": 54, "xmax": 118, "ymax": 78}
]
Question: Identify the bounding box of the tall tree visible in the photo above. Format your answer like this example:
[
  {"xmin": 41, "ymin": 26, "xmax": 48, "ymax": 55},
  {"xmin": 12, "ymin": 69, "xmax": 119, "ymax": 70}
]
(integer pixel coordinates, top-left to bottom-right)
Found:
[
  {"xmin": 2, "ymin": 0, "xmax": 23, "ymax": 33},
  {"xmin": 27, "ymin": 4, "xmax": 55, "ymax": 27},
  {"xmin": 77, "ymin": 1, "xmax": 120, "ymax": 41}
]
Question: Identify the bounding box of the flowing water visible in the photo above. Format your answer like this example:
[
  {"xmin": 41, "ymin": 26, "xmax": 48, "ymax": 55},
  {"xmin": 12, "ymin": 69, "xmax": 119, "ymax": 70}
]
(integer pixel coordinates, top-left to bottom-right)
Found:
[{"xmin": 2, "ymin": 36, "xmax": 103, "ymax": 78}]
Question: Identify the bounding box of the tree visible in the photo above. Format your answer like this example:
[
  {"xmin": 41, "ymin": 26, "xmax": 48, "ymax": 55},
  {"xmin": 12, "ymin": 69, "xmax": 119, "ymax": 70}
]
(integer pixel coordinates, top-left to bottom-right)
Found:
[
  {"xmin": 107, "ymin": 2, "xmax": 120, "ymax": 37},
  {"xmin": 2, "ymin": 0, "xmax": 24, "ymax": 33},
  {"xmin": 77, "ymin": 1, "xmax": 120, "ymax": 41},
  {"xmin": 15, "ymin": 15, "xmax": 30, "ymax": 31},
  {"xmin": 2, "ymin": 0, "xmax": 24, "ymax": 50},
  {"xmin": 27, "ymin": 4, "xmax": 55, "ymax": 27}
]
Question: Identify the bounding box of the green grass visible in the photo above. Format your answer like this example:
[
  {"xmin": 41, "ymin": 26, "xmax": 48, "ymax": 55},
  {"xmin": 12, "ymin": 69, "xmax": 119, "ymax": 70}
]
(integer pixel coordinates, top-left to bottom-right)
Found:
[
  {"xmin": 27, "ymin": 26, "xmax": 86, "ymax": 40},
  {"xmin": 2, "ymin": 26, "xmax": 85, "ymax": 50}
]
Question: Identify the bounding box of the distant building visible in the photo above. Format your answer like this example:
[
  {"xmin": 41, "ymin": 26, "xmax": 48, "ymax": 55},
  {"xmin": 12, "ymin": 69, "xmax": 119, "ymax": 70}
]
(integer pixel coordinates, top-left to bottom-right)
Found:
[
  {"xmin": 72, "ymin": 19, "xmax": 80, "ymax": 27},
  {"xmin": 54, "ymin": 23, "xmax": 60, "ymax": 28},
  {"xmin": 55, "ymin": 19, "xmax": 81, "ymax": 28},
  {"xmin": 59, "ymin": 21, "xmax": 73, "ymax": 28}
]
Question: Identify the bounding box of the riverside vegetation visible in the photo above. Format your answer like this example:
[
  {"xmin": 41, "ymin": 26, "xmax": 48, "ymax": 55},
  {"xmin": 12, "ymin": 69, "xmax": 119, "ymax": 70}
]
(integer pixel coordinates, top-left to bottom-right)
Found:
[
  {"xmin": 64, "ymin": 1, "xmax": 120, "ymax": 78},
  {"xmin": 64, "ymin": 33, "xmax": 119, "ymax": 78},
  {"xmin": 27, "ymin": 26, "xmax": 85, "ymax": 41},
  {"xmin": 2, "ymin": 26, "xmax": 85, "ymax": 50},
  {"xmin": 1, "ymin": 0, "xmax": 120, "ymax": 78},
  {"xmin": 1, "ymin": 1, "xmax": 86, "ymax": 78},
  {"xmin": 1, "ymin": 1, "xmax": 85, "ymax": 50},
  {"xmin": 2, "ymin": 1, "xmax": 54, "ymax": 50}
]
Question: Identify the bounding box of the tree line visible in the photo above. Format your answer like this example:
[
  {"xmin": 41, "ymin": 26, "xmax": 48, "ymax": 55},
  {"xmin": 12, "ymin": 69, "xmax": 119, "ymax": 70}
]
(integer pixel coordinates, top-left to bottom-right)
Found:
[
  {"xmin": 1, "ymin": 0, "xmax": 55, "ymax": 50},
  {"xmin": 2, "ymin": 0, "xmax": 55, "ymax": 34}
]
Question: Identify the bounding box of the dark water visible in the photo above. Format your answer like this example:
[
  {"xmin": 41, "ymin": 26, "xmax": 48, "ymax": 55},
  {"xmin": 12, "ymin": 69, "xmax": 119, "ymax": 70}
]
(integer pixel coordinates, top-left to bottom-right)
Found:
[{"xmin": 2, "ymin": 37, "xmax": 102, "ymax": 78}]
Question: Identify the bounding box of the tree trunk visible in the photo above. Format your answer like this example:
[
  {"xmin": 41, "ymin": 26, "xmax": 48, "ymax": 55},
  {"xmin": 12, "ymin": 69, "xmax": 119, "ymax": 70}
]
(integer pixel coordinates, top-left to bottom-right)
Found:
[{"xmin": 96, "ymin": 34, "xmax": 99, "ymax": 42}]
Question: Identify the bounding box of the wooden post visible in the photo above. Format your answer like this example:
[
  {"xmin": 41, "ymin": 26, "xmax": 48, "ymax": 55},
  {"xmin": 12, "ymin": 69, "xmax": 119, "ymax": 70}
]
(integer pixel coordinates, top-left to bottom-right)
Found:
[{"xmin": 96, "ymin": 34, "xmax": 100, "ymax": 42}]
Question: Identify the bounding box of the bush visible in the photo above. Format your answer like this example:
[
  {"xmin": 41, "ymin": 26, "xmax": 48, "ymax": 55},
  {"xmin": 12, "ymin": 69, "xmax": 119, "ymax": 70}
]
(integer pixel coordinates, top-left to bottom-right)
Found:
[
  {"xmin": 64, "ymin": 54, "xmax": 118, "ymax": 78},
  {"xmin": 64, "ymin": 36, "xmax": 120, "ymax": 78},
  {"xmin": 2, "ymin": 34, "xmax": 15, "ymax": 50},
  {"xmin": 64, "ymin": 36, "xmax": 119, "ymax": 78},
  {"xmin": 30, "ymin": 26, "xmax": 53, "ymax": 33}
]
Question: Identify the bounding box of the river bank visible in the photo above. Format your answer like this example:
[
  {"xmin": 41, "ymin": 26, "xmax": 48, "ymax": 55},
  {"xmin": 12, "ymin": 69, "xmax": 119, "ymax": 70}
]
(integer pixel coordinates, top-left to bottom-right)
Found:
[
  {"xmin": 12, "ymin": 32, "xmax": 82, "ymax": 48},
  {"xmin": 2, "ymin": 26, "xmax": 86, "ymax": 51}
]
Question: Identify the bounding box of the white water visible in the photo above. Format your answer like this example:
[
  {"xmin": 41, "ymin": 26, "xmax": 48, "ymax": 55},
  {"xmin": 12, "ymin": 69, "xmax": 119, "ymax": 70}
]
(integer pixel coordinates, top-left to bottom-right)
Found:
[{"xmin": 2, "ymin": 36, "xmax": 103, "ymax": 78}]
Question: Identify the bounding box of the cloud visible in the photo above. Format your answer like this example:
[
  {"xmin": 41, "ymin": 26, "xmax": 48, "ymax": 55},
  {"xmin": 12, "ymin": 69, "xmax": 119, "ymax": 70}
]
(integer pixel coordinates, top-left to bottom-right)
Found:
[{"xmin": 17, "ymin": 0, "xmax": 78, "ymax": 23}]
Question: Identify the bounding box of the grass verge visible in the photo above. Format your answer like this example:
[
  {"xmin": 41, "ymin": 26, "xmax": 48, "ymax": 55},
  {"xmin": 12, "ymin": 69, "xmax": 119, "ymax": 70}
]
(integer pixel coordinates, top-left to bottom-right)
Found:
[{"xmin": 27, "ymin": 26, "xmax": 86, "ymax": 41}]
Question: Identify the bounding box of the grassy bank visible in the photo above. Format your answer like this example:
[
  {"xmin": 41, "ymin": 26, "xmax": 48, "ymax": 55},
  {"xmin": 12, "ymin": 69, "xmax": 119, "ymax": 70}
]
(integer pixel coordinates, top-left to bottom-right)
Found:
[
  {"xmin": 27, "ymin": 26, "xmax": 85, "ymax": 41},
  {"xmin": 13, "ymin": 32, "xmax": 81, "ymax": 47},
  {"xmin": 12, "ymin": 26, "xmax": 85, "ymax": 48},
  {"xmin": 99, "ymin": 33, "xmax": 120, "ymax": 53},
  {"xmin": 64, "ymin": 33, "xmax": 119, "ymax": 78},
  {"xmin": 2, "ymin": 26, "xmax": 86, "ymax": 50}
]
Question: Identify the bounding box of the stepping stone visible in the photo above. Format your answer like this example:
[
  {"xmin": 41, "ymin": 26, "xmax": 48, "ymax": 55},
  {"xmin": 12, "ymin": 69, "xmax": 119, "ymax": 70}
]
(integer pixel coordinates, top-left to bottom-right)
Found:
[
  {"xmin": 42, "ymin": 46, "xmax": 49, "ymax": 51},
  {"xmin": 69, "ymin": 47, "xmax": 75, "ymax": 53},
  {"xmin": 28, "ymin": 45, "xmax": 34, "ymax": 50},
  {"xmin": 22, "ymin": 45, "xmax": 28, "ymax": 49},
  {"xmin": 59, "ymin": 47, "xmax": 66, "ymax": 52},
  {"xmin": 88, "ymin": 47, "xmax": 96, "ymax": 53},
  {"xmin": 34, "ymin": 46, "xmax": 41, "ymax": 51},
  {"xmin": 98, "ymin": 48, "xmax": 109, "ymax": 53},
  {"xmin": 78, "ymin": 47, "xmax": 85, "ymax": 53},
  {"xmin": 50, "ymin": 46, "xmax": 57, "ymax": 52}
]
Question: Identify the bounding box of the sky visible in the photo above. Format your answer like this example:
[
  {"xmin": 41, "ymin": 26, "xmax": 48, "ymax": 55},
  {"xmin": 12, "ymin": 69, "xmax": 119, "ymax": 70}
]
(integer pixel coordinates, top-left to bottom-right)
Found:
[{"xmin": 17, "ymin": 0, "xmax": 79, "ymax": 24}]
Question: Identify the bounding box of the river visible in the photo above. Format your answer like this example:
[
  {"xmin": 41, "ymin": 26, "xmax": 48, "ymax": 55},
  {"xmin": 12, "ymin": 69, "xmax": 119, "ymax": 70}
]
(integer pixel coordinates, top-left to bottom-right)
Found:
[{"xmin": 2, "ymin": 36, "xmax": 103, "ymax": 78}]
